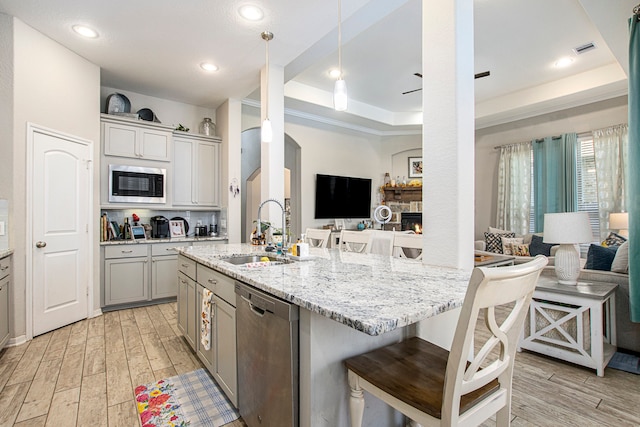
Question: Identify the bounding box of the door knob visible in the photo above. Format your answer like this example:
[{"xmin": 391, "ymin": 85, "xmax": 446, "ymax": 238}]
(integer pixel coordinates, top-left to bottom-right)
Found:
[{"xmin": 36, "ymin": 241, "xmax": 47, "ymax": 248}]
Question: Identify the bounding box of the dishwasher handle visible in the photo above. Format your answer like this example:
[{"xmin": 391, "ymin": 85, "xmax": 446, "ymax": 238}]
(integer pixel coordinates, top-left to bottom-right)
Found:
[{"xmin": 241, "ymin": 294, "xmax": 267, "ymax": 317}]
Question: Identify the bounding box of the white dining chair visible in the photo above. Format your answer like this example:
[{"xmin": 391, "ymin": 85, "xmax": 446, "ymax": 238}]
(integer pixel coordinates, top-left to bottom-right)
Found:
[
  {"xmin": 304, "ymin": 228, "xmax": 331, "ymax": 249},
  {"xmin": 338, "ymin": 230, "xmax": 372, "ymax": 253},
  {"xmin": 345, "ymin": 255, "xmax": 548, "ymax": 427},
  {"xmin": 392, "ymin": 232, "xmax": 423, "ymax": 260}
]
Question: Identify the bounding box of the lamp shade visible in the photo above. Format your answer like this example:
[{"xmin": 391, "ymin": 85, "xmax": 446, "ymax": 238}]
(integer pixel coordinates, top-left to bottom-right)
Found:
[
  {"xmin": 543, "ymin": 212, "xmax": 593, "ymax": 244},
  {"xmin": 609, "ymin": 212, "xmax": 629, "ymax": 230}
]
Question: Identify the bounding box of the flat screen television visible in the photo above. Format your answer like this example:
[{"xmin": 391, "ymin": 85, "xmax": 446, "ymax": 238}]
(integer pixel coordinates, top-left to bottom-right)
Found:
[{"xmin": 314, "ymin": 174, "xmax": 372, "ymax": 219}]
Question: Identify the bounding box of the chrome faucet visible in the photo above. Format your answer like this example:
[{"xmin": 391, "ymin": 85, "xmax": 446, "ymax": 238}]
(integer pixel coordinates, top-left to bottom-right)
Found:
[{"xmin": 256, "ymin": 198, "xmax": 288, "ymax": 249}]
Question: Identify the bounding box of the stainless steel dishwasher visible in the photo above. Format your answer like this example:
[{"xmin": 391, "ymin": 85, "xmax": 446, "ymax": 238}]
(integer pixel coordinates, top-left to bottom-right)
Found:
[{"xmin": 235, "ymin": 281, "xmax": 299, "ymax": 427}]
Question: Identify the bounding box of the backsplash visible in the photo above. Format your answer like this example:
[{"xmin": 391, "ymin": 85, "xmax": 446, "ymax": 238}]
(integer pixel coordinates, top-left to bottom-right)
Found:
[
  {"xmin": 101, "ymin": 208, "xmax": 226, "ymax": 240},
  {"xmin": 0, "ymin": 200, "xmax": 7, "ymax": 250}
]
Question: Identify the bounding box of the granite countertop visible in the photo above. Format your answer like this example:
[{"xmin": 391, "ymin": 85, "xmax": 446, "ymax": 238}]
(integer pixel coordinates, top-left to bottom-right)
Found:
[
  {"xmin": 100, "ymin": 236, "xmax": 228, "ymax": 246},
  {"xmin": 176, "ymin": 243, "xmax": 471, "ymax": 336},
  {"xmin": 0, "ymin": 249, "xmax": 13, "ymax": 259}
]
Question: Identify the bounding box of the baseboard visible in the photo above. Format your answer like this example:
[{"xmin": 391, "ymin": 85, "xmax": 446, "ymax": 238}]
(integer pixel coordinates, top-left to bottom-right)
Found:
[
  {"xmin": 7, "ymin": 335, "xmax": 27, "ymax": 347},
  {"xmin": 92, "ymin": 308, "xmax": 103, "ymax": 318}
]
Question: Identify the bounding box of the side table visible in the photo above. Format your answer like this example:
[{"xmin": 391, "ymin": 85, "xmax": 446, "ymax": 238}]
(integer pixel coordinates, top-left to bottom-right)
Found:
[{"xmin": 518, "ymin": 275, "xmax": 617, "ymax": 376}]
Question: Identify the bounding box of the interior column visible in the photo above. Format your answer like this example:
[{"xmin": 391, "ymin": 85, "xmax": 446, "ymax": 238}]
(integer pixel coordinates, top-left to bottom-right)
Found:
[
  {"xmin": 260, "ymin": 63, "xmax": 285, "ymax": 234},
  {"xmin": 421, "ymin": 0, "xmax": 475, "ymax": 271}
]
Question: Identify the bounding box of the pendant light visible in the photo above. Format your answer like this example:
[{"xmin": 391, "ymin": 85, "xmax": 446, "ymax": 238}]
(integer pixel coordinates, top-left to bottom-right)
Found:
[
  {"xmin": 261, "ymin": 31, "xmax": 274, "ymax": 143},
  {"xmin": 333, "ymin": 0, "xmax": 347, "ymax": 111}
]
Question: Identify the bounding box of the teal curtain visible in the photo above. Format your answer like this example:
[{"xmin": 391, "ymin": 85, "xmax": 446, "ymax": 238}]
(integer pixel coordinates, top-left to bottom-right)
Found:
[
  {"xmin": 532, "ymin": 133, "xmax": 578, "ymax": 232},
  {"xmin": 629, "ymin": 12, "xmax": 640, "ymax": 322}
]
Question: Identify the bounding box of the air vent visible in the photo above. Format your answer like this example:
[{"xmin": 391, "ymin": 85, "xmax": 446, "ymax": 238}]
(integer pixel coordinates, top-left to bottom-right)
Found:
[{"xmin": 573, "ymin": 42, "xmax": 597, "ymax": 55}]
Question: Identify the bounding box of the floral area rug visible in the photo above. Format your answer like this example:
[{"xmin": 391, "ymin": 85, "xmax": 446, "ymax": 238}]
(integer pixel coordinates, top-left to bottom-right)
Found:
[{"xmin": 135, "ymin": 368, "xmax": 240, "ymax": 427}]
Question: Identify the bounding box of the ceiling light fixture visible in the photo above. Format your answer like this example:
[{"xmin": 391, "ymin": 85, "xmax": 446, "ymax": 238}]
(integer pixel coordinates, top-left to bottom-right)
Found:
[
  {"xmin": 333, "ymin": 0, "xmax": 347, "ymax": 111},
  {"xmin": 328, "ymin": 69, "xmax": 341, "ymax": 79},
  {"xmin": 261, "ymin": 31, "xmax": 274, "ymax": 143},
  {"xmin": 554, "ymin": 57, "xmax": 574, "ymax": 68},
  {"xmin": 200, "ymin": 62, "xmax": 219, "ymax": 72},
  {"xmin": 72, "ymin": 25, "xmax": 98, "ymax": 38},
  {"xmin": 239, "ymin": 5, "xmax": 264, "ymax": 21}
]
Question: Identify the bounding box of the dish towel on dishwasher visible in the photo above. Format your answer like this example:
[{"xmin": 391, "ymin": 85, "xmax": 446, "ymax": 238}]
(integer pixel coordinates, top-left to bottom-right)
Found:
[{"xmin": 201, "ymin": 288, "xmax": 213, "ymax": 351}]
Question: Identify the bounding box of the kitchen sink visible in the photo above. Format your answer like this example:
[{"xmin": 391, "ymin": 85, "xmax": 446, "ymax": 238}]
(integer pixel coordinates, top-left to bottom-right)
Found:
[{"xmin": 220, "ymin": 255, "xmax": 292, "ymax": 266}]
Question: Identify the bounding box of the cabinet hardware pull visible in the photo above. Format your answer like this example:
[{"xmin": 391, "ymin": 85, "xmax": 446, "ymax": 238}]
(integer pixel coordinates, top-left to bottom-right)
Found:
[
  {"xmin": 180, "ymin": 279, "xmax": 186, "ymax": 284},
  {"xmin": 121, "ymin": 250, "xmax": 133, "ymax": 253},
  {"xmin": 0, "ymin": 266, "xmax": 8, "ymax": 271},
  {"xmin": 208, "ymin": 279, "xmax": 217, "ymax": 284},
  {"xmin": 181, "ymin": 263, "xmax": 189, "ymax": 268}
]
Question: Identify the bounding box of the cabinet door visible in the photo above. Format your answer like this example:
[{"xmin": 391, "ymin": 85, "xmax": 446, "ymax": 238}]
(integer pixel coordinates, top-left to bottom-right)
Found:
[
  {"xmin": 196, "ymin": 284, "xmax": 215, "ymax": 371},
  {"xmin": 173, "ymin": 138, "xmax": 194, "ymax": 206},
  {"xmin": 151, "ymin": 255, "xmax": 178, "ymax": 299},
  {"xmin": 195, "ymin": 141, "xmax": 220, "ymax": 207},
  {"xmin": 214, "ymin": 295, "xmax": 237, "ymax": 407},
  {"xmin": 0, "ymin": 276, "xmax": 9, "ymax": 348},
  {"xmin": 140, "ymin": 128, "xmax": 171, "ymax": 162},
  {"xmin": 104, "ymin": 257, "xmax": 148, "ymax": 305},
  {"xmin": 103, "ymin": 123, "xmax": 138, "ymax": 158},
  {"xmin": 177, "ymin": 271, "xmax": 197, "ymax": 350}
]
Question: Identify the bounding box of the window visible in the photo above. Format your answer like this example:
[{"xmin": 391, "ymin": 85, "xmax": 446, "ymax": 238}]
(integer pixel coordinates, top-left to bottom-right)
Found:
[{"xmin": 528, "ymin": 133, "xmax": 599, "ymax": 246}]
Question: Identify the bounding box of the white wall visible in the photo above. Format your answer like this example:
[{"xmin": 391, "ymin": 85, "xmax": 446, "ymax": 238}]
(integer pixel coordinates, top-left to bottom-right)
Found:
[
  {"xmin": 12, "ymin": 18, "xmax": 101, "ymax": 338},
  {"xmin": 474, "ymin": 95, "xmax": 628, "ymax": 240}
]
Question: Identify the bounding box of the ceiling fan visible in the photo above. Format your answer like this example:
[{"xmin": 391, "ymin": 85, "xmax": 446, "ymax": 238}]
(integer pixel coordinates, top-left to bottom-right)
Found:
[{"xmin": 402, "ymin": 71, "xmax": 491, "ymax": 95}]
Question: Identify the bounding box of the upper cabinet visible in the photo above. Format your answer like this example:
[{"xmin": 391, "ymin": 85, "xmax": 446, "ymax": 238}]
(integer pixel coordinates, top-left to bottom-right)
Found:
[
  {"xmin": 173, "ymin": 132, "xmax": 221, "ymax": 207},
  {"xmin": 101, "ymin": 114, "xmax": 173, "ymax": 162}
]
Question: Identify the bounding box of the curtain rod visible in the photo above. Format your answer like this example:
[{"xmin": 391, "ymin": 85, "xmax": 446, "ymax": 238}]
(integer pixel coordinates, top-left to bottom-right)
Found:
[{"xmin": 493, "ymin": 131, "xmax": 592, "ymax": 150}]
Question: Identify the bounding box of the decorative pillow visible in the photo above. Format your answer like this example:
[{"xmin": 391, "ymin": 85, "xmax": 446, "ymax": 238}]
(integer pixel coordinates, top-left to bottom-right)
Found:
[
  {"xmin": 611, "ymin": 241, "xmax": 629, "ymax": 274},
  {"xmin": 501, "ymin": 237, "xmax": 524, "ymax": 255},
  {"xmin": 511, "ymin": 243, "xmax": 530, "ymax": 257},
  {"xmin": 585, "ymin": 244, "xmax": 618, "ymax": 271},
  {"xmin": 601, "ymin": 232, "xmax": 627, "ymax": 248},
  {"xmin": 529, "ymin": 234, "xmax": 556, "ymax": 257},
  {"xmin": 484, "ymin": 232, "xmax": 516, "ymax": 254}
]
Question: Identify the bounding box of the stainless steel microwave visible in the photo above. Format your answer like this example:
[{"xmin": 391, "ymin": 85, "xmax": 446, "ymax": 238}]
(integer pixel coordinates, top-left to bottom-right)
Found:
[{"xmin": 108, "ymin": 164, "xmax": 166, "ymax": 204}]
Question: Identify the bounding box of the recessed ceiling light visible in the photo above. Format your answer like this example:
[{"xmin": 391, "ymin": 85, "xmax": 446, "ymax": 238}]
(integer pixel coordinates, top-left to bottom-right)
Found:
[
  {"xmin": 554, "ymin": 57, "xmax": 574, "ymax": 68},
  {"xmin": 200, "ymin": 62, "xmax": 219, "ymax": 72},
  {"xmin": 72, "ymin": 25, "xmax": 98, "ymax": 38},
  {"xmin": 238, "ymin": 5, "xmax": 264, "ymax": 21},
  {"xmin": 328, "ymin": 69, "xmax": 341, "ymax": 78}
]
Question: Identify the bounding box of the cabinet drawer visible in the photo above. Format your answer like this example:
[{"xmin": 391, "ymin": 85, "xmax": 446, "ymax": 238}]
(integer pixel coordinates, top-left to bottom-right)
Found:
[
  {"xmin": 0, "ymin": 256, "xmax": 10, "ymax": 280},
  {"xmin": 105, "ymin": 244, "xmax": 148, "ymax": 259},
  {"xmin": 178, "ymin": 255, "xmax": 197, "ymax": 280},
  {"xmin": 197, "ymin": 264, "xmax": 236, "ymax": 307},
  {"xmin": 151, "ymin": 242, "xmax": 187, "ymax": 256}
]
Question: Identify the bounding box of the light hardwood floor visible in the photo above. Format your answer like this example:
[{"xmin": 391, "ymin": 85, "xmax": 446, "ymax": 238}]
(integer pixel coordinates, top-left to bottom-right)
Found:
[{"xmin": 0, "ymin": 302, "xmax": 638, "ymax": 426}]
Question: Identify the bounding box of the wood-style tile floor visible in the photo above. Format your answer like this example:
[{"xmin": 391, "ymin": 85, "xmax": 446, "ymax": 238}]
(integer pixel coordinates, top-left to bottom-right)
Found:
[{"xmin": 0, "ymin": 302, "xmax": 639, "ymax": 426}]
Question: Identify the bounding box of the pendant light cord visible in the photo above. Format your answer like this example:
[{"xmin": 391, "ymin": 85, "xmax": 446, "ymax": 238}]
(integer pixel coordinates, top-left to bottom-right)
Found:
[
  {"xmin": 338, "ymin": 0, "xmax": 342, "ymax": 78},
  {"xmin": 265, "ymin": 34, "xmax": 269, "ymax": 119}
]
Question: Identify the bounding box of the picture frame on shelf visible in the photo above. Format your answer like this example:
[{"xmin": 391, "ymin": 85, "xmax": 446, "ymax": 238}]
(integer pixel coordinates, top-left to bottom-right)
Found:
[
  {"xmin": 169, "ymin": 220, "xmax": 186, "ymax": 238},
  {"xmin": 334, "ymin": 219, "xmax": 345, "ymax": 230},
  {"xmin": 408, "ymin": 157, "xmax": 423, "ymax": 178}
]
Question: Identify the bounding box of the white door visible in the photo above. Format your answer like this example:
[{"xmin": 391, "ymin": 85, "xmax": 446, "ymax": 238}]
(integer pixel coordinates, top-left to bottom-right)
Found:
[{"xmin": 31, "ymin": 127, "xmax": 91, "ymax": 336}]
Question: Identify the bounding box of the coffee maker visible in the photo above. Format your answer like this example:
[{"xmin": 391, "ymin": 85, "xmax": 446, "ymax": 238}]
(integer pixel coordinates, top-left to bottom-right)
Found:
[{"xmin": 150, "ymin": 216, "xmax": 170, "ymax": 238}]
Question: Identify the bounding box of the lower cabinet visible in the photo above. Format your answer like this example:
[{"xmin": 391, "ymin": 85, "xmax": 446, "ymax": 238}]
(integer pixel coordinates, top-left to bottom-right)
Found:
[
  {"xmin": 177, "ymin": 257, "xmax": 238, "ymax": 407},
  {"xmin": 0, "ymin": 255, "xmax": 11, "ymax": 349}
]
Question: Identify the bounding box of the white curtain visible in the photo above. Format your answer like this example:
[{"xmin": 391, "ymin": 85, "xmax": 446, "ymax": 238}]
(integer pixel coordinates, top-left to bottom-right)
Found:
[
  {"xmin": 496, "ymin": 141, "xmax": 532, "ymax": 235},
  {"xmin": 593, "ymin": 124, "xmax": 629, "ymax": 239}
]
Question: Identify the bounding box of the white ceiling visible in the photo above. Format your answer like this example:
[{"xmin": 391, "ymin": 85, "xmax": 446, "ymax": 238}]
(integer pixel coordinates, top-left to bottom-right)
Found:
[{"xmin": 0, "ymin": 0, "xmax": 635, "ymax": 133}]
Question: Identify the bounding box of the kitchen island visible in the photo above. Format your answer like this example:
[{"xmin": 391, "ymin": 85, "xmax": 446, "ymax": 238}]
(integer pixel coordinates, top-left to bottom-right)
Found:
[{"xmin": 176, "ymin": 243, "xmax": 471, "ymax": 427}]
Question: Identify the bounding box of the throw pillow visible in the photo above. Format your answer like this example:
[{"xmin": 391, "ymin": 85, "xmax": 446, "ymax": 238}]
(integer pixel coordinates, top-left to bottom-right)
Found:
[
  {"xmin": 601, "ymin": 232, "xmax": 627, "ymax": 248},
  {"xmin": 529, "ymin": 234, "xmax": 556, "ymax": 257},
  {"xmin": 501, "ymin": 237, "xmax": 524, "ymax": 255},
  {"xmin": 585, "ymin": 244, "xmax": 618, "ymax": 271},
  {"xmin": 484, "ymin": 232, "xmax": 516, "ymax": 254},
  {"xmin": 611, "ymin": 241, "xmax": 629, "ymax": 274},
  {"xmin": 512, "ymin": 243, "xmax": 530, "ymax": 256}
]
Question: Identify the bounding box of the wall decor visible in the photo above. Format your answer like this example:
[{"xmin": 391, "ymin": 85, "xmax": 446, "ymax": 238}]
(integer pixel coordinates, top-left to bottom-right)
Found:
[
  {"xmin": 408, "ymin": 156, "xmax": 423, "ymax": 178},
  {"xmin": 169, "ymin": 220, "xmax": 186, "ymax": 238}
]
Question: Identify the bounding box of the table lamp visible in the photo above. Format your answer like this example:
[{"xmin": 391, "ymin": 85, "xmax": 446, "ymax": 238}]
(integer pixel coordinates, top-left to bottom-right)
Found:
[
  {"xmin": 609, "ymin": 212, "xmax": 629, "ymax": 238},
  {"xmin": 543, "ymin": 212, "xmax": 593, "ymax": 285}
]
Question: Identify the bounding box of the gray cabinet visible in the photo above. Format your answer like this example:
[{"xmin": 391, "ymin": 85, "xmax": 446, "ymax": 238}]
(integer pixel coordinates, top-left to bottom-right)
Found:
[
  {"xmin": 173, "ymin": 133, "xmax": 221, "ymax": 207},
  {"xmin": 0, "ymin": 255, "xmax": 11, "ymax": 349},
  {"xmin": 102, "ymin": 243, "xmax": 183, "ymax": 309},
  {"xmin": 177, "ymin": 259, "xmax": 237, "ymax": 407},
  {"xmin": 102, "ymin": 116, "xmax": 172, "ymax": 162}
]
